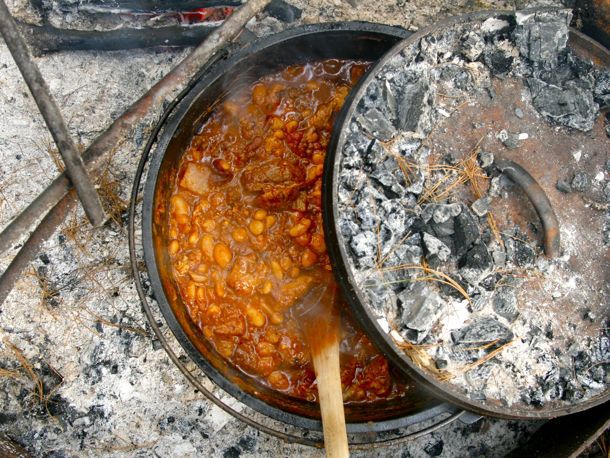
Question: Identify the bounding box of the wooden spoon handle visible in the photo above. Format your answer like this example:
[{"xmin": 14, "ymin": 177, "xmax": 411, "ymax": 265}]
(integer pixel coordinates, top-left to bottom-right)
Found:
[{"xmin": 311, "ymin": 337, "xmax": 349, "ymax": 458}]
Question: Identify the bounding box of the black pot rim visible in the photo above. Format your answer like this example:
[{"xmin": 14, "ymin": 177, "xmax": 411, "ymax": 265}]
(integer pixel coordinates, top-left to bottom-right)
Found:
[
  {"xmin": 141, "ymin": 20, "xmax": 458, "ymax": 434},
  {"xmin": 322, "ymin": 9, "xmax": 610, "ymax": 420}
]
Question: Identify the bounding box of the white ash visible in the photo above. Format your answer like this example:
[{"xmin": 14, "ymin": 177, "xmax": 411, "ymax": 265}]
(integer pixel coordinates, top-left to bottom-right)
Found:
[
  {"xmin": 0, "ymin": 1, "xmax": 576, "ymax": 454},
  {"xmin": 337, "ymin": 9, "xmax": 609, "ymax": 409}
]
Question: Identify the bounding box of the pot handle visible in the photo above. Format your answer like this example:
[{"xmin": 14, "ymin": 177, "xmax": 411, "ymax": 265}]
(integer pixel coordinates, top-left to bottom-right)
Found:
[{"xmin": 496, "ymin": 159, "xmax": 561, "ymax": 258}]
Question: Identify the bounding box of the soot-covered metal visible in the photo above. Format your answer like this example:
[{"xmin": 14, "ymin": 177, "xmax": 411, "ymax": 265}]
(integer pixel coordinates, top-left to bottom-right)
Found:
[{"xmin": 332, "ymin": 9, "xmax": 610, "ymax": 414}]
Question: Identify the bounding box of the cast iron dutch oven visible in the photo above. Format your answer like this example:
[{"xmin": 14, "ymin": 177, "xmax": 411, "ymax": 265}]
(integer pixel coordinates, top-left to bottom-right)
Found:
[{"xmin": 141, "ymin": 22, "xmax": 458, "ymax": 433}]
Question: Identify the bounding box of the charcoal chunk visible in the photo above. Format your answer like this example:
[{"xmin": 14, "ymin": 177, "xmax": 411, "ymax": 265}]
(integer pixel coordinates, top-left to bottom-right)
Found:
[
  {"xmin": 493, "ymin": 287, "xmax": 520, "ymax": 322},
  {"xmin": 471, "ymin": 196, "xmax": 491, "ymax": 217},
  {"xmin": 350, "ymin": 231, "xmax": 376, "ymax": 258},
  {"xmin": 451, "ymin": 317, "xmax": 514, "ymax": 344},
  {"xmin": 506, "ymin": 230, "xmax": 536, "ymax": 267},
  {"xmin": 514, "ymin": 10, "xmax": 571, "ymax": 69},
  {"xmin": 484, "ymin": 47, "xmax": 514, "ymax": 75},
  {"xmin": 478, "ymin": 151, "xmax": 494, "ymax": 168},
  {"xmin": 423, "ymin": 232, "xmax": 451, "ymax": 262},
  {"xmin": 556, "ymin": 177, "xmax": 571, "ymax": 193},
  {"xmin": 398, "ymin": 284, "xmax": 446, "ymax": 342},
  {"xmin": 357, "ymin": 108, "xmax": 396, "ymax": 141},
  {"xmin": 396, "ymin": 80, "xmax": 429, "ymax": 132},
  {"xmin": 593, "ymin": 70, "xmax": 610, "ymax": 106},
  {"xmin": 265, "ymin": 0, "xmax": 302, "ymax": 22},
  {"xmin": 497, "ymin": 129, "xmax": 520, "ymax": 149},
  {"xmin": 462, "ymin": 244, "xmax": 492, "ymax": 271},
  {"xmin": 432, "ymin": 203, "xmax": 461, "ymax": 224},
  {"xmin": 454, "ymin": 207, "xmax": 480, "ymax": 257},
  {"xmin": 527, "ymin": 78, "xmax": 598, "ymax": 132},
  {"xmin": 461, "ymin": 32, "xmax": 485, "ymax": 62},
  {"xmin": 571, "ymin": 171, "xmax": 589, "ymax": 192}
]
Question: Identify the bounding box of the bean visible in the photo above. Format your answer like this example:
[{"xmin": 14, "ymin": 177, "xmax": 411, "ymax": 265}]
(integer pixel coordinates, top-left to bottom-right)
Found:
[
  {"xmin": 258, "ymin": 356, "xmax": 276, "ymax": 376},
  {"xmin": 212, "ymin": 158, "xmax": 231, "ymax": 174},
  {"xmin": 196, "ymin": 287, "xmax": 206, "ymax": 302},
  {"xmin": 200, "ymin": 235, "xmax": 214, "ymax": 259},
  {"xmin": 257, "ymin": 342, "xmax": 276, "ymax": 357},
  {"xmin": 280, "ymin": 256, "xmax": 292, "ymax": 271},
  {"xmin": 215, "ymin": 279, "xmax": 226, "ymax": 298},
  {"xmin": 253, "ymin": 209, "xmax": 268, "ymax": 221},
  {"xmin": 285, "ymin": 120, "xmax": 298, "ymax": 133},
  {"xmin": 252, "ymin": 84, "xmax": 267, "ymax": 106},
  {"xmin": 312, "ymin": 152, "xmax": 324, "ymax": 164},
  {"xmin": 289, "ymin": 218, "xmax": 311, "ymax": 237},
  {"xmin": 246, "ymin": 306, "xmax": 266, "ymax": 327},
  {"xmin": 261, "ymin": 280, "xmax": 273, "ymax": 295},
  {"xmin": 186, "ymin": 282, "xmax": 196, "ymax": 301},
  {"xmin": 171, "ymin": 195, "xmax": 189, "ymax": 215},
  {"xmin": 188, "ymin": 231, "xmax": 199, "ymax": 246},
  {"xmin": 301, "ymin": 249, "xmax": 318, "ymax": 268},
  {"xmin": 168, "ymin": 240, "xmax": 180, "ymax": 256},
  {"xmin": 176, "ymin": 214, "xmax": 190, "ymax": 226},
  {"xmin": 268, "ymin": 371, "xmax": 289, "ymax": 390},
  {"xmin": 310, "ymin": 233, "xmax": 326, "ymax": 254},
  {"xmin": 294, "ymin": 233, "xmax": 311, "ymax": 247},
  {"xmin": 270, "ymin": 117, "xmax": 284, "ymax": 130},
  {"xmin": 264, "ymin": 328, "xmax": 280, "ymax": 344},
  {"xmin": 202, "ymin": 219, "xmax": 216, "ymax": 232},
  {"xmin": 289, "ymin": 266, "xmax": 300, "ymax": 278},
  {"xmin": 270, "ymin": 260, "xmax": 283, "ymax": 280},
  {"xmin": 189, "ymin": 271, "xmax": 207, "ymax": 283},
  {"xmin": 206, "ymin": 304, "xmax": 221, "ymax": 318},
  {"xmin": 232, "ymin": 228, "xmax": 248, "ymax": 242},
  {"xmin": 265, "ymin": 215, "xmax": 277, "ymax": 228},
  {"xmin": 249, "ymin": 220, "xmax": 265, "ymax": 235},
  {"xmin": 213, "ymin": 243, "xmax": 232, "ymax": 268},
  {"xmin": 259, "ymin": 300, "xmax": 283, "ymax": 324}
]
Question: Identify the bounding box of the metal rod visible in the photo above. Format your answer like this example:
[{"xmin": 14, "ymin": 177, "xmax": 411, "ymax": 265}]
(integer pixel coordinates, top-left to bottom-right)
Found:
[
  {"xmin": 0, "ymin": 0, "xmax": 270, "ymax": 256},
  {"xmin": 19, "ymin": 21, "xmax": 218, "ymax": 56},
  {"xmin": 0, "ymin": 0, "xmax": 270, "ymax": 305},
  {"xmin": 496, "ymin": 159, "xmax": 561, "ymax": 258},
  {"xmin": 0, "ymin": 0, "xmax": 107, "ymax": 227},
  {"xmin": 0, "ymin": 193, "xmax": 76, "ymax": 307}
]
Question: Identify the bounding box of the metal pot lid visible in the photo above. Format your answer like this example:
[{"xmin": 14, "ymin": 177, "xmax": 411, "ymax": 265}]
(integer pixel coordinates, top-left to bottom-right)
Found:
[{"xmin": 324, "ymin": 8, "xmax": 610, "ymax": 419}]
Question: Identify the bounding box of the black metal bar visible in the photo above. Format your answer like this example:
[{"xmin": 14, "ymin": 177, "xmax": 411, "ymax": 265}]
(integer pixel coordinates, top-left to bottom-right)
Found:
[
  {"xmin": 0, "ymin": 0, "xmax": 107, "ymax": 227},
  {"xmin": 19, "ymin": 21, "xmax": 218, "ymax": 56},
  {"xmin": 0, "ymin": 0, "xmax": 268, "ymax": 257},
  {"xmin": 496, "ymin": 159, "xmax": 561, "ymax": 258},
  {"xmin": 0, "ymin": 193, "xmax": 76, "ymax": 307}
]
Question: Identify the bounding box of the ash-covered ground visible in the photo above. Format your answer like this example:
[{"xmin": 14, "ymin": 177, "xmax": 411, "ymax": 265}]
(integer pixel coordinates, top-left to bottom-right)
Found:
[
  {"xmin": 1, "ymin": 0, "xmax": 598, "ymax": 457},
  {"xmin": 336, "ymin": 9, "xmax": 609, "ymax": 412}
]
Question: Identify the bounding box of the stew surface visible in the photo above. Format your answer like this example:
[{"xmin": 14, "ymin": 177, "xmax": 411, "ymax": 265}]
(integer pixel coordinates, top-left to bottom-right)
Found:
[{"xmin": 166, "ymin": 60, "xmax": 408, "ymax": 403}]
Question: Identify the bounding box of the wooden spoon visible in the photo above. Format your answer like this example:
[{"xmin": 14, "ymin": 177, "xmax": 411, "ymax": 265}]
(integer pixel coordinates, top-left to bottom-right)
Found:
[{"xmin": 297, "ymin": 275, "xmax": 349, "ymax": 458}]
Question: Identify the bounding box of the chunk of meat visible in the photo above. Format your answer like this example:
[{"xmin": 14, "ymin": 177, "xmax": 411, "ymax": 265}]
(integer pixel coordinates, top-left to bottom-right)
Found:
[
  {"xmin": 242, "ymin": 159, "xmax": 304, "ymax": 192},
  {"xmin": 180, "ymin": 162, "xmax": 210, "ymax": 195},
  {"xmin": 227, "ymin": 255, "xmax": 258, "ymax": 296},
  {"xmin": 274, "ymin": 275, "xmax": 313, "ymax": 310}
]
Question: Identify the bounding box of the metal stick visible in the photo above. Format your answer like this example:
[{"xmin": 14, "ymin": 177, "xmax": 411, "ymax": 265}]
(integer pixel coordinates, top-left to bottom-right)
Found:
[
  {"xmin": 0, "ymin": 0, "xmax": 270, "ymax": 256},
  {"xmin": 0, "ymin": 0, "xmax": 270, "ymax": 305},
  {"xmin": 0, "ymin": 0, "xmax": 107, "ymax": 226}
]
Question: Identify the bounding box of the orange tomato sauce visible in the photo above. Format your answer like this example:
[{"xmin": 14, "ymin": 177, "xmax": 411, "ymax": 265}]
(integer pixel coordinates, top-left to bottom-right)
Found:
[{"xmin": 166, "ymin": 60, "xmax": 407, "ymax": 403}]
